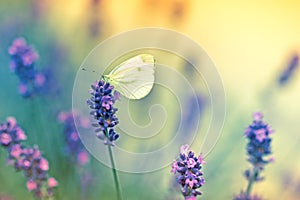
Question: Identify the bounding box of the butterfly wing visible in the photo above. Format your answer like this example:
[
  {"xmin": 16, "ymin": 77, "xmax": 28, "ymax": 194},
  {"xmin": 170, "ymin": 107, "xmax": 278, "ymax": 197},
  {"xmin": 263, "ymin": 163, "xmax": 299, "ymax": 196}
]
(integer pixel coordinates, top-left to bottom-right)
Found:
[{"xmin": 106, "ymin": 54, "xmax": 155, "ymax": 99}]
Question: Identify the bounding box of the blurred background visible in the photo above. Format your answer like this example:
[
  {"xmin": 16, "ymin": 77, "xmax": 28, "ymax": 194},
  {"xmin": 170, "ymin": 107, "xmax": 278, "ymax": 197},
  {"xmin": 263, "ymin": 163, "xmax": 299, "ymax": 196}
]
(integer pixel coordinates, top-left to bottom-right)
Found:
[{"xmin": 0, "ymin": 0, "xmax": 300, "ymax": 199}]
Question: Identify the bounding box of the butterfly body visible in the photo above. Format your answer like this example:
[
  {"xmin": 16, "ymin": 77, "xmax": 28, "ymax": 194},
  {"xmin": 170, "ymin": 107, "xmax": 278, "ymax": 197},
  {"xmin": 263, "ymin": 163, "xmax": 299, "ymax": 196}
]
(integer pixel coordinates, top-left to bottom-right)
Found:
[{"xmin": 103, "ymin": 54, "xmax": 155, "ymax": 100}]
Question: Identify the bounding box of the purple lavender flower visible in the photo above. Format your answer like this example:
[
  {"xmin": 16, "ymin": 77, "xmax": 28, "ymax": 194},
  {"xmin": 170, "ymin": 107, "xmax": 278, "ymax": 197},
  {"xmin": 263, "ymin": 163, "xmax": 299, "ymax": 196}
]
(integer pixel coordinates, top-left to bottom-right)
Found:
[
  {"xmin": 0, "ymin": 117, "xmax": 57, "ymax": 199},
  {"xmin": 0, "ymin": 117, "xmax": 26, "ymax": 146},
  {"xmin": 87, "ymin": 80, "xmax": 119, "ymax": 145},
  {"xmin": 171, "ymin": 144, "xmax": 206, "ymax": 199},
  {"xmin": 19, "ymin": 146, "xmax": 58, "ymax": 198},
  {"xmin": 58, "ymin": 111, "xmax": 92, "ymax": 199},
  {"xmin": 278, "ymin": 54, "xmax": 299, "ymax": 85},
  {"xmin": 58, "ymin": 111, "xmax": 90, "ymax": 165},
  {"xmin": 8, "ymin": 37, "xmax": 46, "ymax": 98},
  {"xmin": 8, "ymin": 38, "xmax": 38, "ymax": 66},
  {"xmin": 245, "ymin": 112, "xmax": 274, "ymax": 170},
  {"xmin": 234, "ymin": 112, "xmax": 274, "ymax": 200}
]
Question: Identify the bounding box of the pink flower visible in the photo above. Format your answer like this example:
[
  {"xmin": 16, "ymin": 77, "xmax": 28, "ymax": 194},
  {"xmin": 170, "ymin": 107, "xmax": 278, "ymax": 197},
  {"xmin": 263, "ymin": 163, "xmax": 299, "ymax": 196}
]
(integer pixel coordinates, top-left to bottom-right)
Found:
[
  {"xmin": 254, "ymin": 128, "xmax": 267, "ymax": 142},
  {"xmin": 70, "ymin": 132, "xmax": 79, "ymax": 141},
  {"xmin": 58, "ymin": 112, "xmax": 67, "ymax": 122},
  {"xmin": 34, "ymin": 73, "xmax": 46, "ymax": 86},
  {"xmin": 187, "ymin": 157, "xmax": 196, "ymax": 168},
  {"xmin": 185, "ymin": 196, "xmax": 197, "ymax": 200},
  {"xmin": 253, "ymin": 112, "xmax": 263, "ymax": 121},
  {"xmin": 197, "ymin": 154, "xmax": 206, "ymax": 165},
  {"xmin": 23, "ymin": 159, "xmax": 31, "ymax": 168},
  {"xmin": 7, "ymin": 117, "xmax": 16, "ymax": 127},
  {"xmin": 269, "ymin": 156, "xmax": 275, "ymax": 163},
  {"xmin": 8, "ymin": 38, "xmax": 26, "ymax": 55},
  {"xmin": 32, "ymin": 148, "xmax": 41, "ymax": 158},
  {"xmin": 18, "ymin": 84, "xmax": 28, "ymax": 95},
  {"xmin": 39, "ymin": 158, "xmax": 49, "ymax": 171},
  {"xmin": 22, "ymin": 51, "xmax": 38, "ymax": 66},
  {"xmin": 180, "ymin": 144, "xmax": 190, "ymax": 156},
  {"xmin": 267, "ymin": 124, "xmax": 274, "ymax": 134},
  {"xmin": 77, "ymin": 151, "xmax": 89, "ymax": 165},
  {"xmin": 185, "ymin": 178, "xmax": 198, "ymax": 188},
  {"xmin": 171, "ymin": 161, "xmax": 178, "ymax": 174},
  {"xmin": 11, "ymin": 144, "xmax": 22, "ymax": 158},
  {"xmin": 16, "ymin": 128, "xmax": 27, "ymax": 141},
  {"xmin": 47, "ymin": 177, "xmax": 58, "ymax": 188},
  {"xmin": 23, "ymin": 148, "xmax": 32, "ymax": 155},
  {"xmin": 26, "ymin": 180, "xmax": 37, "ymax": 191},
  {"xmin": 0, "ymin": 133, "xmax": 12, "ymax": 145}
]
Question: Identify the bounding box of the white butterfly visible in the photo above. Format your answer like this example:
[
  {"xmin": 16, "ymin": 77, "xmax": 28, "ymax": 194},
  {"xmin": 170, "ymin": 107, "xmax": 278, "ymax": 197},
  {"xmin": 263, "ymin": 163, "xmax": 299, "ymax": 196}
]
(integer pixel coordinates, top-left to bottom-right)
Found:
[{"xmin": 103, "ymin": 54, "xmax": 155, "ymax": 100}]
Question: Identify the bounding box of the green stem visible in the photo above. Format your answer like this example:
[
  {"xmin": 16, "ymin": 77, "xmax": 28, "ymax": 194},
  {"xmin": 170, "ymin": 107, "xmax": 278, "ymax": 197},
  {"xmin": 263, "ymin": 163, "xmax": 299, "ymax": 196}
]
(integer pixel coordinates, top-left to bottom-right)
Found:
[
  {"xmin": 105, "ymin": 129, "xmax": 122, "ymax": 200},
  {"xmin": 245, "ymin": 167, "xmax": 259, "ymax": 196}
]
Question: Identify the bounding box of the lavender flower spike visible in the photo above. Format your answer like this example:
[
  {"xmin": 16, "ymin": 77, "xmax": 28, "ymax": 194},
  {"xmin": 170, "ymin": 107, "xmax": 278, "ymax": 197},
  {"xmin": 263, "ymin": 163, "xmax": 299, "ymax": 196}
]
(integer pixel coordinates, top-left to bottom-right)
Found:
[
  {"xmin": 0, "ymin": 117, "xmax": 58, "ymax": 199},
  {"xmin": 171, "ymin": 144, "xmax": 206, "ymax": 199},
  {"xmin": 87, "ymin": 80, "xmax": 120, "ymax": 145},
  {"xmin": 8, "ymin": 37, "xmax": 46, "ymax": 97},
  {"xmin": 234, "ymin": 112, "xmax": 274, "ymax": 200},
  {"xmin": 58, "ymin": 111, "xmax": 90, "ymax": 166},
  {"xmin": 87, "ymin": 79, "xmax": 123, "ymax": 199},
  {"xmin": 245, "ymin": 112, "xmax": 274, "ymax": 170}
]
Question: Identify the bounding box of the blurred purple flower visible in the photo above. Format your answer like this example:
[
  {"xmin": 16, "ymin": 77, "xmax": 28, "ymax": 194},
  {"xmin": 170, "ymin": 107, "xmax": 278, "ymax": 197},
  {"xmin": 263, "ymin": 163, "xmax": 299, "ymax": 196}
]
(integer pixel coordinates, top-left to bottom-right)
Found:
[
  {"xmin": 58, "ymin": 111, "xmax": 90, "ymax": 166},
  {"xmin": 0, "ymin": 117, "xmax": 57, "ymax": 199},
  {"xmin": 34, "ymin": 73, "xmax": 46, "ymax": 87},
  {"xmin": 278, "ymin": 54, "xmax": 299, "ymax": 85},
  {"xmin": 171, "ymin": 144, "xmax": 206, "ymax": 199},
  {"xmin": 87, "ymin": 80, "xmax": 119, "ymax": 145},
  {"xmin": 181, "ymin": 94, "xmax": 204, "ymax": 139},
  {"xmin": 0, "ymin": 117, "xmax": 26, "ymax": 146},
  {"xmin": 234, "ymin": 112, "xmax": 274, "ymax": 200},
  {"xmin": 8, "ymin": 38, "xmax": 38, "ymax": 65},
  {"xmin": 19, "ymin": 145, "xmax": 58, "ymax": 198},
  {"xmin": 88, "ymin": 0, "xmax": 102, "ymax": 38},
  {"xmin": 245, "ymin": 112, "xmax": 274, "ymax": 170},
  {"xmin": 8, "ymin": 37, "xmax": 46, "ymax": 98}
]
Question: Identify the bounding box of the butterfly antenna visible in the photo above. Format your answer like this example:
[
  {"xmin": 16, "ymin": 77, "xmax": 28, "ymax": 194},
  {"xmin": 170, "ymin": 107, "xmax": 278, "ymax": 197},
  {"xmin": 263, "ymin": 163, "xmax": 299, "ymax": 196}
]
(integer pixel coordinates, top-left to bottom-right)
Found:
[{"xmin": 81, "ymin": 67, "xmax": 98, "ymax": 73}]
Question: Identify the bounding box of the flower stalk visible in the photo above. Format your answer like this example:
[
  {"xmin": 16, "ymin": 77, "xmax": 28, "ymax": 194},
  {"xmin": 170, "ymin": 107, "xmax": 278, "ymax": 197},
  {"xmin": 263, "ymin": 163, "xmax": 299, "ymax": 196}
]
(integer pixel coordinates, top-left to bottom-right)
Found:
[
  {"xmin": 107, "ymin": 141, "xmax": 122, "ymax": 200},
  {"xmin": 245, "ymin": 167, "xmax": 259, "ymax": 196},
  {"xmin": 87, "ymin": 79, "xmax": 122, "ymax": 199}
]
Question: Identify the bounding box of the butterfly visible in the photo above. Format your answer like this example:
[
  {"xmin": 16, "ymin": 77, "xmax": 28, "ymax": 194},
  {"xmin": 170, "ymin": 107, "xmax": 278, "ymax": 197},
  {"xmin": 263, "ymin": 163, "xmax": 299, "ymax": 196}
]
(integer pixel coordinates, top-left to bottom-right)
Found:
[{"xmin": 102, "ymin": 54, "xmax": 155, "ymax": 100}]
